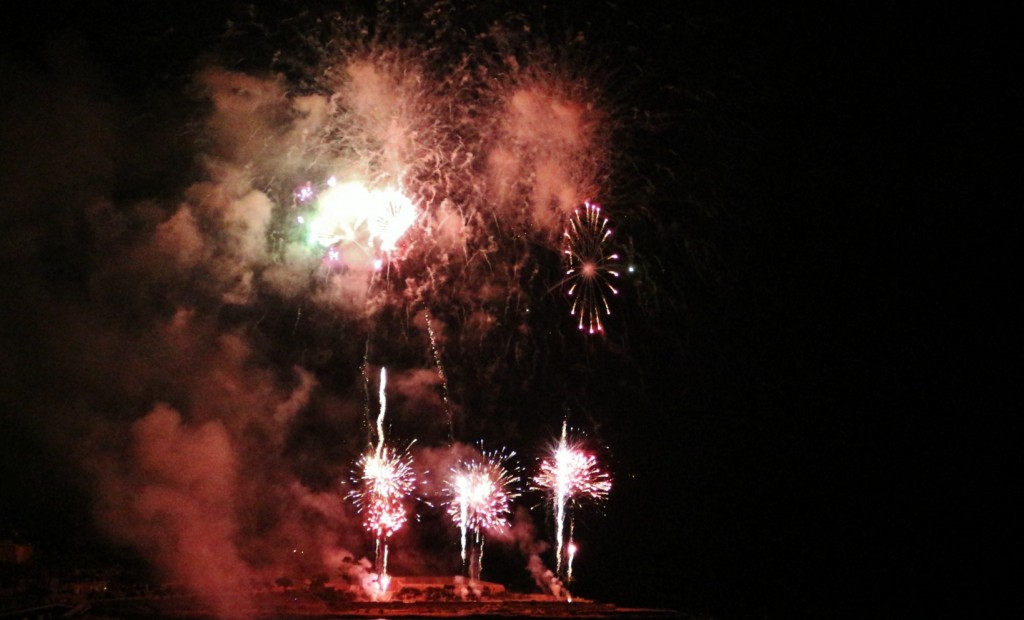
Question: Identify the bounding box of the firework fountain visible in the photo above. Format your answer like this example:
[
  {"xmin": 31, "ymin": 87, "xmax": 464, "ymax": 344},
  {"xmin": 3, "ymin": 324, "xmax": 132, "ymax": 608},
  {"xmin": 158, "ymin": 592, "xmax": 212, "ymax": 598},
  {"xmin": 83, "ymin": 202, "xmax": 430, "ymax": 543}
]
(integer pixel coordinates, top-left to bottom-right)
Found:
[
  {"xmin": 349, "ymin": 368, "xmax": 415, "ymax": 597},
  {"xmin": 534, "ymin": 421, "xmax": 612, "ymax": 582},
  {"xmin": 444, "ymin": 449, "xmax": 520, "ymax": 583}
]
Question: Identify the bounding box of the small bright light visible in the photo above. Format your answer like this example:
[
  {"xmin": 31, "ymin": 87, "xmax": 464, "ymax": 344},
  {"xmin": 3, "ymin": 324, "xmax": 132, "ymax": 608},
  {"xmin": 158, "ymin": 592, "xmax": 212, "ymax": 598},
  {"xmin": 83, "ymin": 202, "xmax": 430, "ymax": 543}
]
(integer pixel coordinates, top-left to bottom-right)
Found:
[
  {"xmin": 297, "ymin": 215, "xmax": 305, "ymax": 224},
  {"xmin": 373, "ymin": 258, "xmax": 383, "ymax": 271},
  {"xmin": 295, "ymin": 182, "xmax": 315, "ymax": 203},
  {"xmin": 628, "ymin": 265, "xmax": 635, "ymax": 273},
  {"xmin": 327, "ymin": 176, "xmax": 337, "ymax": 187}
]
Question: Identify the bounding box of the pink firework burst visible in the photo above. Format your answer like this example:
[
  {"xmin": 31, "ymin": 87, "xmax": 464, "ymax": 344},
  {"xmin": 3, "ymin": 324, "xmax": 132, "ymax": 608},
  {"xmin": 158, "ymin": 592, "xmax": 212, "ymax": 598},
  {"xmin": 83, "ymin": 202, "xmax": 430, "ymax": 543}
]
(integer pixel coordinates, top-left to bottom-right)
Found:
[{"xmin": 563, "ymin": 201, "xmax": 621, "ymax": 334}]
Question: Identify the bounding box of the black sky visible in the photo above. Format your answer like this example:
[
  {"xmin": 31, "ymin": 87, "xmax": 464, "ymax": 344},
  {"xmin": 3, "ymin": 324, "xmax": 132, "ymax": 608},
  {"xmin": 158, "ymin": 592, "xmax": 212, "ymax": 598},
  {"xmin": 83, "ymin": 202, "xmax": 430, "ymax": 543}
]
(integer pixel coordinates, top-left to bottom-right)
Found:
[{"xmin": 1, "ymin": 1, "xmax": 1018, "ymax": 618}]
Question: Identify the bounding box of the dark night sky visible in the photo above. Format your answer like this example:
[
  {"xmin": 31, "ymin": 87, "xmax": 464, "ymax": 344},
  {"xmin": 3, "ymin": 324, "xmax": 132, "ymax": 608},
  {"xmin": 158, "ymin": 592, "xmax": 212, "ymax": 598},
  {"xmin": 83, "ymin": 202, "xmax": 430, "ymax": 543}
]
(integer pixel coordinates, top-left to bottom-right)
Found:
[{"xmin": 1, "ymin": 1, "xmax": 1018, "ymax": 618}]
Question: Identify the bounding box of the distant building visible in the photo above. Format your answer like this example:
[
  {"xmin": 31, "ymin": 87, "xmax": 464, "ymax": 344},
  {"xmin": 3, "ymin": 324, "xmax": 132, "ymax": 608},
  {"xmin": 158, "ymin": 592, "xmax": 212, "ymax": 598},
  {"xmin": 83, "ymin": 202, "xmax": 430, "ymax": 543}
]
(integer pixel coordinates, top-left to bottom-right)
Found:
[
  {"xmin": 0, "ymin": 539, "xmax": 33, "ymax": 564},
  {"xmin": 390, "ymin": 576, "xmax": 506, "ymax": 600},
  {"xmin": 67, "ymin": 579, "xmax": 109, "ymax": 596},
  {"xmin": 324, "ymin": 575, "xmax": 507, "ymax": 601}
]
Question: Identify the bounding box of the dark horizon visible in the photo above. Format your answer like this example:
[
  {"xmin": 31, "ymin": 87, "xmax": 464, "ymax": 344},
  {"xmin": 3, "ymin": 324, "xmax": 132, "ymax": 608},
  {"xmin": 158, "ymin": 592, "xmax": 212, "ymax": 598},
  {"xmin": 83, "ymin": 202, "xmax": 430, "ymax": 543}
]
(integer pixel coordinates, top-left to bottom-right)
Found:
[{"xmin": 1, "ymin": 1, "xmax": 1015, "ymax": 618}]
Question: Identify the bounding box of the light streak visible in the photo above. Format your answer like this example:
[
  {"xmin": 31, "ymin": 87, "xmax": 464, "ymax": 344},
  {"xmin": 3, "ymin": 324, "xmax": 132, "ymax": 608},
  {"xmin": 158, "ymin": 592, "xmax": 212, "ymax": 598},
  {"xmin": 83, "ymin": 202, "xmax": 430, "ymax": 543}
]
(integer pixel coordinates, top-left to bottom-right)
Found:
[{"xmin": 567, "ymin": 540, "xmax": 577, "ymax": 583}]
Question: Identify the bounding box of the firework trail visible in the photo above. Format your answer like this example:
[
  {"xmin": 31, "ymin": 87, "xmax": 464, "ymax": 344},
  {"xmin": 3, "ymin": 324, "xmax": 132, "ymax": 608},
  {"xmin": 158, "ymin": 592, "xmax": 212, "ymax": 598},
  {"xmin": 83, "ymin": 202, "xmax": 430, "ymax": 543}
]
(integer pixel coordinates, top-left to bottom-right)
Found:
[
  {"xmin": 566, "ymin": 537, "xmax": 578, "ymax": 583},
  {"xmin": 563, "ymin": 202, "xmax": 621, "ymax": 334},
  {"xmin": 534, "ymin": 421, "xmax": 611, "ymax": 580},
  {"xmin": 445, "ymin": 448, "xmax": 520, "ymax": 581},
  {"xmin": 425, "ymin": 310, "xmax": 455, "ymax": 442},
  {"xmin": 376, "ymin": 368, "xmax": 388, "ymax": 456}
]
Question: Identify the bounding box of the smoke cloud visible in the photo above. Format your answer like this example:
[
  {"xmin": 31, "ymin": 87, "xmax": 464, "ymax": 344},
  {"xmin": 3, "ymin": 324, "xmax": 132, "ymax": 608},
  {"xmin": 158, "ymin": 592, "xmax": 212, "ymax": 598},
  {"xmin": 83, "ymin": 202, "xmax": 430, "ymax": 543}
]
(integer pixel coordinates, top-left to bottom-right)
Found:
[{"xmin": 96, "ymin": 404, "xmax": 251, "ymax": 618}]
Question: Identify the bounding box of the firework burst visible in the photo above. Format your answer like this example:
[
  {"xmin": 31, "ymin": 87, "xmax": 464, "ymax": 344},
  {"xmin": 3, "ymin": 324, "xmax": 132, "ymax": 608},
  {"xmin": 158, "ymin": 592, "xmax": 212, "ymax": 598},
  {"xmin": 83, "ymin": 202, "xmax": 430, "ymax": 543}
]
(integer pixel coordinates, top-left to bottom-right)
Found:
[
  {"xmin": 534, "ymin": 421, "xmax": 611, "ymax": 580},
  {"xmin": 563, "ymin": 201, "xmax": 621, "ymax": 334},
  {"xmin": 306, "ymin": 181, "xmax": 418, "ymax": 258}
]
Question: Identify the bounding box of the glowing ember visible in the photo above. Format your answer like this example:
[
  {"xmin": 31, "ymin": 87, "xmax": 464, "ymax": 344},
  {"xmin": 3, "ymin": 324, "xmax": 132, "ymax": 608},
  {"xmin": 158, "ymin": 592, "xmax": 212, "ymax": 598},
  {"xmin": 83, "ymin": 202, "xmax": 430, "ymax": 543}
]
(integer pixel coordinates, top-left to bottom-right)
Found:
[{"xmin": 294, "ymin": 181, "xmax": 316, "ymax": 203}]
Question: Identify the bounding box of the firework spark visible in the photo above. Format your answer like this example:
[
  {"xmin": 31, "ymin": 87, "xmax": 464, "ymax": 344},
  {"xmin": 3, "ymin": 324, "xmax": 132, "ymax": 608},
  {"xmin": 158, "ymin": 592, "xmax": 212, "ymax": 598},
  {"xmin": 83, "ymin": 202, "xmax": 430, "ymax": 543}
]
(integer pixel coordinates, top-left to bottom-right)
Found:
[
  {"xmin": 424, "ymin": 310, "xmax": 454, "ymax": 442},
  {"xmin": 445, "ymin": 449, "xmax": 520, "ymax": 580},
  {"xmin": 563, "ymin": 201, "xmax": 621, "ymax": 334},
  {"xmin": 567, "ymin": 540, "xmax": 578, "ymax": 583},
  {"xmin": 534, "ymin": 421, "xmax": 611, "ymax": 580}
]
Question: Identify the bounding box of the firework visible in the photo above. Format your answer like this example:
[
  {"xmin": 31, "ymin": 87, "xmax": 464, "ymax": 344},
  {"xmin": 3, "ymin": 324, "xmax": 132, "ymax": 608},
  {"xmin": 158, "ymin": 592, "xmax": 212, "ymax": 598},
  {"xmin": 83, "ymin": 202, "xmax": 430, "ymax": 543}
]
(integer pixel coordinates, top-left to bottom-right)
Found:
[
  {"xmin": 534, "ymin": 422, "xmax": 611, "ymax": 580},
  {"xmin": 351, "ymin": 446, "xmax": 415, "ymax": 540},
  {"xmin": 563, "ymin": 201, "xmax": 621, "ymax": 334},
  {"xmin": 445, "ymin": 449, "xmax": 520, "ymax": 580},
  {"xmin": 368, "ymin": 188, "xmax": 418, "ymax": 253},
  {"xmin": 11, "ymin": 3, "xmax": 645, "ymax": 611},
  {"xmin": 306, "ymin": 182, "xmax": 418, "ymax": 259},
  {"xmin": 307, "ymin": 181, "xmax": 376, "ymax": 248},
  {"xmin": 566, "ymin": 540, "xmax": 577, "ymax": 583},
  {"xmin": 347, "ymin": 368, "xmax": 415, "ymax": 591},
  {"xmin": 294, "ymin": 181, "xmax": 316, "ymax": 203}
]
